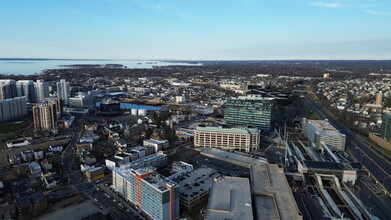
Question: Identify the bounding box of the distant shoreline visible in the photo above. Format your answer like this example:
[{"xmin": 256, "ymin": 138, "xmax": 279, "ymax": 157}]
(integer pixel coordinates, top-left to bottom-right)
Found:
[
  {"xmin": 0, "ymin": 59, "xmax": 202, "ymax": 75},
  {"xmin": 1, "ymin": 58, "xmax": 391, "ymax": 62}
]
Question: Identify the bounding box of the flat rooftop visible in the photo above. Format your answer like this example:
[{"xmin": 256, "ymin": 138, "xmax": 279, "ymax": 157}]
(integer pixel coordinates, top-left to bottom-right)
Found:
[
  {"xmin": 305, "ymin": 119, "xmax": 345, "ymax": 137},
  {"xmin": 232, "ymin": 95, "xmax": 275, "ymax": 101},
  {"xmin": 174, "ymin": 167, "xmax": 219, "ymax": 199},
  {"xmin": 115, "ymin": 153, "xmax": 167, "ymax": 172},
  {"xmin": 196, "ymin": 126, "xmax": 259, "ymax": 134},
  {"xmin": 176, "ymin": 128, "xmax": 194, "ymax": 134},
  {"xmin": 144, "ymin": 175, "xmax": 177, "ymax": 192},
  {"xmin": 87, "ymin": 166, "xmax": 104, "ymax": 173},
  {"xmin": 108, "ymin": 157, "xmax": 122, "ymax": 163},
  {"xmin": 198, "ymin": 147, "xmax": 268, "ymax": 166},
  {"xmin": 251, "ymin": 165, "xmax": 302, "ymax": 220},
  {"xmin": 144, "ymin": 138, "xmax": 167, "ymax": 144},
  {"xmin": 205, "ymin": 176, "xmax": 253, "ymax": 220},
  {"xmin": 115, "ymin": 166, "xmax": 177, "ymax": 192},
  {"xmin": 303, "ymin": 160, "xmax": 343, "ymax": 170},
  {"xmin": 178, "ymin": 134, "xmax": 192, "ymax": 138}
]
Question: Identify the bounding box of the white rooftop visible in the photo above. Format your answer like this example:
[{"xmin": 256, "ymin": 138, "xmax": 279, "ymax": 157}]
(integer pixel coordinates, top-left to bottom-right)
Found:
[
  {"xmin": 232, "ymin": 95, "xmax": 275, "ymax": 101},
  {"xmin": 205, "ymin": 176, "xmax": 253, "ymax": 220},
  {"xmin": 198, "ymin": 148, "xmax": 268, "ymax": 166},
  {"xmin": 306, "ymin": 119, "xmax": 345, "ymax": 137}
]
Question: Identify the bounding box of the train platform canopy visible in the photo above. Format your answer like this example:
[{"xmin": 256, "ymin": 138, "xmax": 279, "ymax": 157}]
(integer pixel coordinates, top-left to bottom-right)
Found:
[{"xmin": 303, "ymin": 160, "xmax": 344, "ymax": 171}]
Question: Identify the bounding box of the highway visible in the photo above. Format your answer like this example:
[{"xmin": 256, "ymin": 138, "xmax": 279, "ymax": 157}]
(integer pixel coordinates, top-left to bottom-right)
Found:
[
  {"xmin": 356, "ymin": 178, "xmax": 391, "ymax": 220},
  {"xmin": 303, "ymin": 95, "xmax": 391, "ymax": 193}
]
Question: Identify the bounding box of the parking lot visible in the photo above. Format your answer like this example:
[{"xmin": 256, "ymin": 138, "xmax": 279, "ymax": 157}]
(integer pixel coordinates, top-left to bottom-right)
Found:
[
  {"xmin": 190, "ymin": 153, "xmax": 250, "ymax": 177},
  {"xmin": 38, "ymin": 200, "xmax": 100, "ymax": 220}
]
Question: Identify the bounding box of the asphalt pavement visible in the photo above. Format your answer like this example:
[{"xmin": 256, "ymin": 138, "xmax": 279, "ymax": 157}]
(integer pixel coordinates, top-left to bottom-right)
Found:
[
  {"xmin": 60, "ymin": 119, "xmax": 144, "ymax": 220},
  {"xmin": 356, "ymin": 178, "xmax": 391, "ymax": 220},
  {"xmin": 303, "ymin": 95, "xmax": 391, "ymax": 193}
]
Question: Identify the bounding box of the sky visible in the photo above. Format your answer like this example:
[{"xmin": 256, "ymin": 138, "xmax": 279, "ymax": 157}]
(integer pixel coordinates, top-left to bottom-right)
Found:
[{"xmin": 1, "ymin": 0, "xmax": 391, "ymax": 60}]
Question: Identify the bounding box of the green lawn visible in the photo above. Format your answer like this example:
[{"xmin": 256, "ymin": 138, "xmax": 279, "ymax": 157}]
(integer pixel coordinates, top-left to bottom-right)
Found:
[{"xmin": 0, "ymin": 119, "xmax": 32, "ymax": 134}]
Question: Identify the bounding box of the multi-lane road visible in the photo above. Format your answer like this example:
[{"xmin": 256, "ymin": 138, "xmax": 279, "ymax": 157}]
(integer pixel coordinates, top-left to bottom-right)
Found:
[
  {"xmin": 61, "ymin": 119, "xmax": 145, "ymax": 219},
  {"xmin": 303, "ymin": 95, "xmax": 391, "ymax": 193},
  {"xmin": 84, "ymin": 186, "xmax": 143, "ymax": 220}
]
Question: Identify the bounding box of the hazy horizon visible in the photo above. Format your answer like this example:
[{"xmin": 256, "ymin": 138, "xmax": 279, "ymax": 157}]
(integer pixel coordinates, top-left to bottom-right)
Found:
[{"xmin": 1, "ymin": 58, "xmax": 391, "ymax": 61}]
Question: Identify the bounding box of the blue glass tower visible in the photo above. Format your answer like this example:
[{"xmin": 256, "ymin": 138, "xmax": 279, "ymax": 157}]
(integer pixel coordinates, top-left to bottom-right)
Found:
[{"xmin": 225, "ymin": 95, "xmax": 274, "ymax": 133}]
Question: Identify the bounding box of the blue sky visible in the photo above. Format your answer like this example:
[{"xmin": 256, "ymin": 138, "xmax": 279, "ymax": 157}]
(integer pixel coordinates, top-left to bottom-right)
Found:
[{"xmin": 1, "ymin": 0, "xmax": 391, "ymax": 60}]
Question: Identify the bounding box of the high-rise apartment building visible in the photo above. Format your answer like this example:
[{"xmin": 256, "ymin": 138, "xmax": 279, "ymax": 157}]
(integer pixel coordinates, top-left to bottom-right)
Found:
[
  {"xmin": 194, "ymin": 126, "xmax": 260, "ymax": 152},
  {"xmin": 34, "ymin": 80, "xmax": 49, "ymax": 103},
  {"xmin": 0, "ymin": 79, "xmax": 17, "ymax": 100},
  {"xmin": 16, "ymin": 80, "xmax": 36, "ymax": 103},
  {"xmin": 0, "ymin": 84, "xmax": 12, "ymax": 100},
  {"xmin": 33, "ymin": 104, "xmax": 57, "ymax": 131},
  {"xmin": 0, "ymin": 96, "xmax": 28, "ymax": 123},
  {"xmin": 112, "ymin": 166, "xmax": 179, "ymax": 220},
  {"xmin": 225, "ymin": 95, "xmax": 275, "ymax": 133},
  {"xmin": 43, "ymin": 98, "xmax": 62, "ymax": 119},
  {"xmin": 56, "ymin": 79, "xmax": 70, "ymax": 105}
]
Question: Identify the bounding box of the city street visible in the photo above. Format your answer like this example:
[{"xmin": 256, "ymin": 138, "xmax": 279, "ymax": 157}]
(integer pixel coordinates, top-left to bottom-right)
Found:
[
  {"xmin": 60, "ymin": 119, "xmax": 145, "ymax": 219},
  {"xmin": 98, "ymin": 184, "xmax": 146, "ymax": 220}
]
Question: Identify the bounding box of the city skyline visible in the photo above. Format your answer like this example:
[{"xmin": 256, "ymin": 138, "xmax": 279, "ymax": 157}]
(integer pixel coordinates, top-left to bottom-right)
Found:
[{"xmin": 1, "ymin": 0, "xmax": 391, "ymax": 60}]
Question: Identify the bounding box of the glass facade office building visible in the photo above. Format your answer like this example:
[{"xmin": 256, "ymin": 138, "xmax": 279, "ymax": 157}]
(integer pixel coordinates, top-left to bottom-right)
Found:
[{"xmin": 225, "ymin": 95, "xmax": 275, "ymax": 133}]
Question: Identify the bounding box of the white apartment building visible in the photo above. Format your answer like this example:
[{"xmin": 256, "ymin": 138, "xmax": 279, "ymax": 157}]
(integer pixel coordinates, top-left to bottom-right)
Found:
[
  {"xmin": 35, "ymin": 80, "xmax": 49, "ymax": 103},
  {"xmin": 143, "ymin": 138, "xmax": 169, "ymax": 152},
  {"xmin": 69, "ymin": 93, "xmax": 94, "ymax": 108},
  {"xmin": 0, "ymin": 96, "xmax": 28, "ymax": 123},
  {"xmin": 56, "ymin": 79, "xmax": 70, "ymax": 105},
  {"xmin": 16, "ymin": 80, "xmax": 36, "ymax": 103}
]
